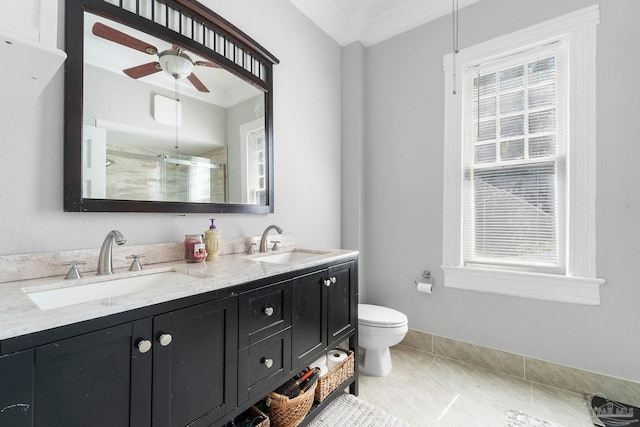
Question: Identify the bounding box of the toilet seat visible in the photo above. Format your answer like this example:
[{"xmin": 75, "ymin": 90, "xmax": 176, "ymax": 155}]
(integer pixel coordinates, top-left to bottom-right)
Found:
[
  {"xmin": 358, "ymin": 304, "xmax": 408, "ymax": 328},
  {"xmin": 359, "ymin": 322, "xmax": 408, "ymax": 337}
]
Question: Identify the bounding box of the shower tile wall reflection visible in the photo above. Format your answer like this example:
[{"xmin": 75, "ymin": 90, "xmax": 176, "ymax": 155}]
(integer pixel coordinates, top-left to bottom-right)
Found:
[{"xmin": 105, "ymin": 144, "xmax": 227, "ymax": 203}]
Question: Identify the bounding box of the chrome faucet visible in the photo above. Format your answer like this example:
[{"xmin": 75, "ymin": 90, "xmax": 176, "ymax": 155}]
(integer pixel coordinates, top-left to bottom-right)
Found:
[
  {"xmin": 97, "ymin": 230, "xmax": 127, "ymax": 275},
  {"xmin": 259, "ymin": 225, "xmax": 283, "ymax": 252}
]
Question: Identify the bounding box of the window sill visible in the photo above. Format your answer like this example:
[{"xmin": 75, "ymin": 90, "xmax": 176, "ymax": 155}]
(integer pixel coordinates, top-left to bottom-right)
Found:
[{"xmin": 442, "ymin": 266, "xmax": 604, "ymax": 305}]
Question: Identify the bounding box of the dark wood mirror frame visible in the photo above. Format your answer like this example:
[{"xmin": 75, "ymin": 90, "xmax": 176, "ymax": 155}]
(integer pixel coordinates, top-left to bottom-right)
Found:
[{"xmin": 64, "ymin": 0, "xmax": 279, "ymax": 213}]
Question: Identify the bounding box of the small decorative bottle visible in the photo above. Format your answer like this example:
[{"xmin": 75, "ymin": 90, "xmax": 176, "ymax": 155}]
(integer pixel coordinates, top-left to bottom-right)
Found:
[
  {"xmin": 204, "ymin": 218, "xmax": 221, "ymax": 261},
  {"xmin": 184, "ymin": 234, "xmax": 206, "ymax": 263}
]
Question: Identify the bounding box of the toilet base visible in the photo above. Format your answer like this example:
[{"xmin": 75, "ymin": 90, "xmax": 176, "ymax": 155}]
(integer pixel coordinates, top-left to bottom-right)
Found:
[{"xmin": 358, "ymin": 347, "xmax": 393, "ymax": 377}]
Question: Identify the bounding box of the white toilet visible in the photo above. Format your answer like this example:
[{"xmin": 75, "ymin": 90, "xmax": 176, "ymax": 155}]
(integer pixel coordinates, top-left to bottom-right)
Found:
[{"xmin": 358, "ymin": 303, "xmax": 408, "ymax": 377}]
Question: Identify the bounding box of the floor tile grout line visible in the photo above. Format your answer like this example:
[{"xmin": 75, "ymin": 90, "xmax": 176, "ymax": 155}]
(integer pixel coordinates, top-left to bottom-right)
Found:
[{"xmin": 529, "ymin": 381, "xmax": 533, "ymax": 405}]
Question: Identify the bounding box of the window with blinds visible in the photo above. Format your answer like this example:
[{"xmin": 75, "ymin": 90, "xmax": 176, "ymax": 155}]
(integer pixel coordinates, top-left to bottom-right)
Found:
[{"xmin": 462, "ymin": 42, "xmax": 567, "ymax": 272}]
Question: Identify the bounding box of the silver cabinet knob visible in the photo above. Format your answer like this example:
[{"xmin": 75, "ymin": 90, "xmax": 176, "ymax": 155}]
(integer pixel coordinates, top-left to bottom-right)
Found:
[
  {"xmin": 263, "ymin": 306, "xmax": 274, "ymax": 317},
  {"xmin": 330, "ymin": 276, "xmax": 337, "ymax": 284},
  {"xmin": 323, "ymin": 279, "xmax": 331, "ymax": 287},
  {"xmin": 262, "ymin": 357, "xmax": 273, "ymax": 368},
  {"xmin": 159, "ymin": 333, "xmax": 173, "ymax": 347},
  {"xmin": 137, "ymin": 339, "xmax": 152, "ymax": 354}
]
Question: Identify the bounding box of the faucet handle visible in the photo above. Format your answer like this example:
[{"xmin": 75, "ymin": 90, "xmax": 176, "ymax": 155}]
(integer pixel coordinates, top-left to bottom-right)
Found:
[
  {"xmin": 62, "ymin": 261, "xmax": 86, "ymax": 280},
  {"xmin": 247, "ymin": 242, "xmax": 257, "ymax": 255},
  {"xmin": 271, "ymin": 241, "xmax": 281, "ymax": 251},
  {"xmin": 126, "ymin": 254, "xmax": 145, "ymax": 271}
]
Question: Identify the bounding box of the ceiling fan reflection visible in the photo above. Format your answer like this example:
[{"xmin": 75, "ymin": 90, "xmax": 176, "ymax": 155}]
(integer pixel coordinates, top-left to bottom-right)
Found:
[{"xmin": 91, "ymin": 22, "xmax": 218, "ymax": 92}]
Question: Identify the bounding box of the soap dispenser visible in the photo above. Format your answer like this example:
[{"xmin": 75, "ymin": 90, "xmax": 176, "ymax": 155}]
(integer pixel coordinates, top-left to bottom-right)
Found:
[{"xmin": 204, "ymin": 218, "xmax": 221, "ymax": 260}]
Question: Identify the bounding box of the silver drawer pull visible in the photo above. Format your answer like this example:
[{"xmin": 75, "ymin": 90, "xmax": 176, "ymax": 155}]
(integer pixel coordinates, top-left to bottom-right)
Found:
[
  {"xmin": 262, "ymin": 357, "xmax": 274, "ymax": 368},
  {"xmin": 263, "ymin": 306, "xmax": 274, "ymax": 317},
  {"xmin": 330, "ymin": 276, "xmax": 337, "ymax": 284},
  {"xmin": 159, "ymin": 333, "xmax": 173, "ymax": 347},
  {"xmin": 323, "ymin": 279, "xmax": 331, "ymax": 287},
  {"xmin": 137, "ymin": 339, "xmax": 152, "ymax": 354}
]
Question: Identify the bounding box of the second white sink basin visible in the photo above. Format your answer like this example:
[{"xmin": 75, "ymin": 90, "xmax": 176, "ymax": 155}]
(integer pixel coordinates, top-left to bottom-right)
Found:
[
  {"xmin": 251, "ymin": 249, "xmax": 328, "ymax": 264},
  {"xmin": 25, "ymin": 270, "xmax": 197, "ymax": 311}
]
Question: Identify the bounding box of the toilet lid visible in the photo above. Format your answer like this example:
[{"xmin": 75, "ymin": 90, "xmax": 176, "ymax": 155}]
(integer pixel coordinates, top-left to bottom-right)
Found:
[{"xmin": 358, "ymin": 304, "xmax": 408, "ymax": 327}]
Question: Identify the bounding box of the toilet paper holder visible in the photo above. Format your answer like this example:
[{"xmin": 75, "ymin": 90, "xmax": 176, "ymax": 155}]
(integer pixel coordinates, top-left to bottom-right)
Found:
[
  {"xmin": 417, "ymin": 270, "xmax": 433, "ymax": 284},
  {"xmin": 415, "ymin": 271, "xmax": 434, "ymax": 293}
]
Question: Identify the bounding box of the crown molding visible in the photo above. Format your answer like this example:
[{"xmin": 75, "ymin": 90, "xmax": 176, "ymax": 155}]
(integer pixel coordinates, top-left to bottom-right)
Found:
[{"xmin": 289, "ymin": 0, "xmax": 480, "ymax": 47}]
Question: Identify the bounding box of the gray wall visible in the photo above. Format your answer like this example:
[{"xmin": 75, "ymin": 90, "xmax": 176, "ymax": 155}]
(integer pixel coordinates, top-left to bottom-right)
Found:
[
  {"xmin": 0, "ymin": 0, "xmax": 342, "ymax": 253},
  {"xmin": 360, "ymin": 0, "xmax": 640, "ymax": 382}
]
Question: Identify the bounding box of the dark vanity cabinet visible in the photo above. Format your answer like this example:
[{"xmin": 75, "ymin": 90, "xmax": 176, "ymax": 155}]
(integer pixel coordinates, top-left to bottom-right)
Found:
[
  {"xmin": 237, "ymin": 280, "xmax": 292, "ymax": 404},
  {"xmin": 0, "ymin": 323, "xmax": 145, "ymax": 427},
  {"xmin": 152, "ymin": 298, "xmax": 238, "ymax": 427},
  {"xmin": 0, "ymin": 297, "xmax": 238, "ymax": 427},
  {"xmin": 291, "ymin": 261, "xmax": 357, "ymax": 370},
  {"xmin": 326, "ymin": 262, "xmax": 357, "ymax": 348},
  {"xmin": 0, "ymin": 321, "xmax": 152, "ymax": 427},
  {"xmin": 237, "ymin": 260, "xmax": 357, "ymax": 410},
  {"xmin": 0, "ymin": 257, "xmax": 357, "ymax": 427}
]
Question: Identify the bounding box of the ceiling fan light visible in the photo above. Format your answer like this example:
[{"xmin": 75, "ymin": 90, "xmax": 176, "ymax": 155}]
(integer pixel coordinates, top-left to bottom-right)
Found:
[{"xmin": 159, "ymin": 51, "xmax": 194, "ymax": 79}]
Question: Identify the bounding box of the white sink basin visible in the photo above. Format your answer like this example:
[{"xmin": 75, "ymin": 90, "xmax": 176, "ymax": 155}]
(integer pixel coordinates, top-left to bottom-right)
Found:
[
  {"xmin": 251, "ymin": 249, "xmax": 328, "ymax": 264},
  {"xmin": 25, "ymin": 270, "xmax": 196, "ymax": 310}
]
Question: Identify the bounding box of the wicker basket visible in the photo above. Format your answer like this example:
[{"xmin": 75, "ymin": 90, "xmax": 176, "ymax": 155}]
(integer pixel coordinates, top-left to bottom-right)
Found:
[
  {"xmin": 314, "ymin": 348, "xmax": 355, "ymax": 403},
  {"xmin": 244, "ymin": 406, "xmax": 270, "ymax": 427},
  {"xmin": 265, "ymin": 380, "xmax": 317, "ymax": 427}
]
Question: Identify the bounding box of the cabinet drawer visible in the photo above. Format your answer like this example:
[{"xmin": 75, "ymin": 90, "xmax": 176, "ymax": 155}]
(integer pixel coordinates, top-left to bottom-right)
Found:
[
  {"xmin": 239, "ymin": 281, "xmax": 291, "ymax": 348},
  {"xmin": 237, "ymin": 329, "xmax": 291, "ymax": 404}
]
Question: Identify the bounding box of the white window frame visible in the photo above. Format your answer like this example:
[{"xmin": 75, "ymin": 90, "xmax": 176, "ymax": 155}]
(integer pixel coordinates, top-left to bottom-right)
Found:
[
  {"xmin": 442, "ymin": 5, "xmax": 604, "ymax": 305},
  {"xmin": 240, "ymin": 118, "xmax": 266, "ymax": 205}
]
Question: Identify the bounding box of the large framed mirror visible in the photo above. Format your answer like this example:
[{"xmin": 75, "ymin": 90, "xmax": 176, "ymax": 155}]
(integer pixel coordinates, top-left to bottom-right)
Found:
[{"xmin": 64, "ymin": 0, "xmax": 278, "ymax": 213}]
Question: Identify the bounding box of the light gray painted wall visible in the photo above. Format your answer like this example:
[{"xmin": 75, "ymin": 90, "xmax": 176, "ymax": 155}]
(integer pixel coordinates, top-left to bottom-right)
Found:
[
  {"xmin": 341, "ymin": 41, "xmax": 367, "ymax": 300},
  {"xmin": 341, "ymin": 42, "xmax": 365, "ymax": 252},
  {"xmin": 361, "ymin": 0, "xmax": 640, "ymax": 382},
  {"xmin": 0, "ymin": 0, "xmax": 342, "ymax": 254}
]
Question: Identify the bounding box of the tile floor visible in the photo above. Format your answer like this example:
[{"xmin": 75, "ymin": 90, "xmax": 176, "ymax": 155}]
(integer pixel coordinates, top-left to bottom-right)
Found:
[{"xmin": 357, "ymin": 345, "xmax": 596, "ymax": 426}]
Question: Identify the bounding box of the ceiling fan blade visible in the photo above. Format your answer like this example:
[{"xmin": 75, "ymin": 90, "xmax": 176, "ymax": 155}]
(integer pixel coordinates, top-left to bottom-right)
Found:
[
  {"xmin": 194, "ymin": 60, "xmax": 220, "ymax": 68},
  {"xmin": 92, "ymin": 22, "xmax": 158, "ymax": 55},
  {"xmin": 187, "ymin": 73, "xmax": 210, "ymax": 93},
  {"xmin": 123, "ymin": 62, "xmax": 161, "ymax": 79}
]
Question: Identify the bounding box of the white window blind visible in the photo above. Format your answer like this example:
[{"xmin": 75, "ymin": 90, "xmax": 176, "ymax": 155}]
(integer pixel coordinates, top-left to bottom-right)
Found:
[{"xmin": 462, "ymin": 42, "xmax": 567, "ymax": 272}]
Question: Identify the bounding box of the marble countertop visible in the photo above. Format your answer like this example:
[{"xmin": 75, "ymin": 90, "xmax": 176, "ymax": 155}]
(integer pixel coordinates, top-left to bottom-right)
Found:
[{"xmin": 0, "ymin": 248, "xmax": 357, "ymax": 342}]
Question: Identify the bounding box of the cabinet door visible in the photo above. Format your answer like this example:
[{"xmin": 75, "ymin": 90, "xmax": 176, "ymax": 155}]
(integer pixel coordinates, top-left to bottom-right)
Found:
[
  {"xmin": 152, "ymin": 297, "xmax": 238, "ymax": 427},
  {"xmin": 31, "ymin": 320, "xmax": 152, "ymax": 427},
  {"xmin": 291, "ymin": 270, "xmax": 326, "ymax": 370},
  {"xmin": 0, "ymin": 349, "xmax": 34, "ymax": 427},
  {"xmin": 327, "ymin": 261, "xmax": 357, "ymax": 349}
]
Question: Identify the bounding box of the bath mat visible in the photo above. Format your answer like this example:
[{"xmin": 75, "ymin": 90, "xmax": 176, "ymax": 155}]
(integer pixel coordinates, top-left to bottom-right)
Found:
[
  {"xmin": 307, "ymin": 393, "xmax": 412, "ymax": 427},
  {"xmin": 504, "ymin": 410, "xmax": 564, "ymax": 427}
]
